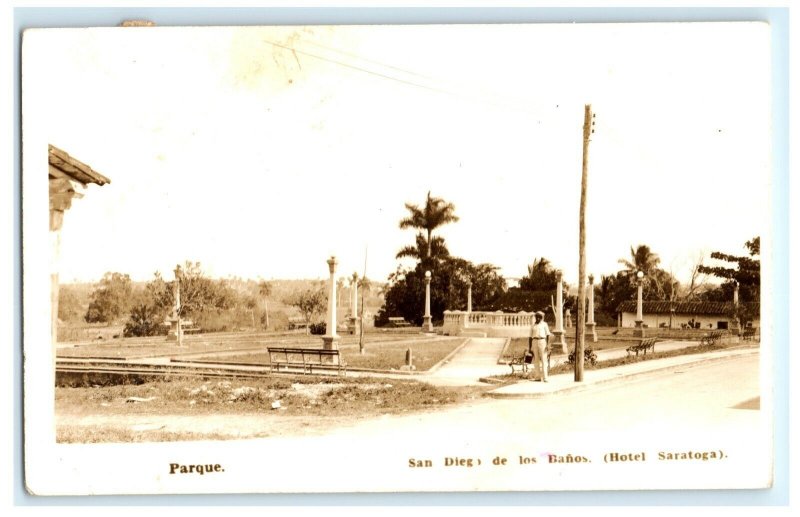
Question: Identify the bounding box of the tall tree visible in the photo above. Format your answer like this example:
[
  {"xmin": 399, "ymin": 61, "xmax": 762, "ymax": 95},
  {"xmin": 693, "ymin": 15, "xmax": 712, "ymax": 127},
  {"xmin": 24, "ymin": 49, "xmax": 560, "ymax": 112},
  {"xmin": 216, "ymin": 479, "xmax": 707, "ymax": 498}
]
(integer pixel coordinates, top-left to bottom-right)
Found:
[
  {"xmin": 84, "ymin": 272, "xmax": 133, "ymax": 323},
  {"xmin": 258, "ymin": 280, "xmax": 272, "ymax": 329},
  {"xmin": 399, "ymin": 191, "xmax": 459, "ymax": 267},
  {"xmin": 618, "ymin": 244, "xmax": 661, "ymax": 277},
  {"xmin": 395, "ymin": 233, "xmax": 450, "ymax": 264},
  {"xmin": 123, "ymin": 261, "xmax": 236, "ymax": 337},
  {"xmin": 148, "ymin": 261, "xmax": 236, "ymax": 318},
  {"xmin": 698, "ymin": 236, "xmax": 760, "ymax": 302},
  {"xmin": 596, "ymin": 272, "xmax": 636, "ymax": 322},
  {"xmin": 376, "ymin": 258, "xmax": 505, "ymax": 326},
  {"xmin": 286, "ymin": 284, "xmax": 327, "ymax": 335},
  {"xmin": 519, "ymin": 257, "xmax": 559, "ymax": 291},
  {"xmin": 618, "ymin": 245, "xmax": 674, "ymax": 299}
]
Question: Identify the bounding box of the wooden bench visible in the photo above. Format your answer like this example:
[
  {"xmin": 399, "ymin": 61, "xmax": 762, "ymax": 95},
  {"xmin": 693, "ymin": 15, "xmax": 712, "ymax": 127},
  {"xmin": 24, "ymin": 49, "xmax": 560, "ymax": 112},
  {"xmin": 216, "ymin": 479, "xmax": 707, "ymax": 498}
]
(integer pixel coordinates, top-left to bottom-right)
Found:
[
  {"xmin": 267, "ymin": 347, "xmax": 346, "ymax": 375},
  {"xmin": 287, "ymin": 318, "xmax": 308, "ymax": 331},
  {"xmin": 182, "ymin": 326, "xmax": 201, "ymax": 335},
  {"xmin": 387, "ymin": 317, "xmax": 412, "ymax": 328},
  {"xmin": 741, "ymin": 328, "xmax": 757, "ymax": 341},
  {"xmin": 700, "ymin": 330, "xmax": 727, "ymax": 346},
  {"xmin": 626, "ymin": 338, "xmax": 657, "ymax": 357}
]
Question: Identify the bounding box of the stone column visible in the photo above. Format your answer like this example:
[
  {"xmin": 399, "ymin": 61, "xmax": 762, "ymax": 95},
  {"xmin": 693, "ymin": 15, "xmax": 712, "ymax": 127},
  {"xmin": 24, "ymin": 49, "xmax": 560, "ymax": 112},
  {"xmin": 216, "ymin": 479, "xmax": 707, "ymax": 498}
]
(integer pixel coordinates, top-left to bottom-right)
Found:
[
  {"xmin": 167, "ymin": 265, "xmax": 184, "ymax": 345},
  {"xmin": 422, "ymin": 270, "xmax": 433, "ymax": 332},
  {"xmin": 586, "ymin": 274, "xmax": 598, "ymax": 343},
  {"xmin": 322, "ymin": 256, "xmax": 340, "ymax": 350},
  {"xmin": 634, "ymin": 271, "xmax": 645, "ymax": 338},
  {"xmin": 349, "ymin": 272, "xmax": 360, "ymax": 336},
  {"xmin": 466, "ymin": 281, "xmax": 473, "ymax": 313},
  {"xmin": 551, "ymin": 271, "xmax": 567, "ymax": 354}
]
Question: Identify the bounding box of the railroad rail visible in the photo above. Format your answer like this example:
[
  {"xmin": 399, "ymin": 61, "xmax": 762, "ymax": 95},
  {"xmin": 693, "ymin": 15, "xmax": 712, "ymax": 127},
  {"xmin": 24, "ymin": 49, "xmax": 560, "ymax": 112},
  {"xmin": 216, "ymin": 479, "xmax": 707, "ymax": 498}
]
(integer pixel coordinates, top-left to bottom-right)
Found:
[{"xmin": 55, "ymin": 358, "xmax": 344, "ymax": 386}]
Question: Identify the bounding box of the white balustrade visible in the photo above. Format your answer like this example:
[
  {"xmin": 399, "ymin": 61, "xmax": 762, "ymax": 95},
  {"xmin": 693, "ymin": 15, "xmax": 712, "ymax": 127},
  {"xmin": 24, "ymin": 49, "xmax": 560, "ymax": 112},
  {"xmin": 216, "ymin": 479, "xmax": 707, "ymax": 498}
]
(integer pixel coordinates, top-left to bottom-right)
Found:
[{"xmin": 443, "ymin": 310, "xmax": 534, "ymax": 336}]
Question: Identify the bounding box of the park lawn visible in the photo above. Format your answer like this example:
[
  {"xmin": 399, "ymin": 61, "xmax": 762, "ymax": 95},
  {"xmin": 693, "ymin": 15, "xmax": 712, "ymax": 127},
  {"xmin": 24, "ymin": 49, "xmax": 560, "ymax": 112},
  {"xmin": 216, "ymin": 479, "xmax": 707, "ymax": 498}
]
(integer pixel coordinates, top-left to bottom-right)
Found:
[
  {"xmin": 194, "ymin": 337, "xmax": 466, "ymax": 372},
  {"xmin": 56, "ymin": 331, "xmax": 424, "ymax": 360},
  {"xmin": 55, "ymin": 374, "xmax": 487, "ymax": 443},
  {"xmin": 56, "ymin": 342, "xmax": 265, "ymax": 360}
]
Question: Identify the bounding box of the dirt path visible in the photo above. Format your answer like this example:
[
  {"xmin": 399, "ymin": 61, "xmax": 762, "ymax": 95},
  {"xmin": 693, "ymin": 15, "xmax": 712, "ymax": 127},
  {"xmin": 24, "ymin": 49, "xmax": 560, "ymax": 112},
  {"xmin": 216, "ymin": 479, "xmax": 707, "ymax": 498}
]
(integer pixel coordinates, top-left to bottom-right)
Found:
[{"xmin": 56, "ymin": 403, "xmax": 464, "ymax": 441}]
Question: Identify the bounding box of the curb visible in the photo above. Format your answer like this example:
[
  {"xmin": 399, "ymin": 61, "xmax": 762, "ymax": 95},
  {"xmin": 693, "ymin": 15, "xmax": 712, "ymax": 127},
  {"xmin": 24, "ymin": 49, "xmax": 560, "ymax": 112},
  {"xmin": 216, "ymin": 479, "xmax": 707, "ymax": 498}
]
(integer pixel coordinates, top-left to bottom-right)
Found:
[{"xmin": 485, "ymin": 348, "xmax": 759, "ymax": 399}]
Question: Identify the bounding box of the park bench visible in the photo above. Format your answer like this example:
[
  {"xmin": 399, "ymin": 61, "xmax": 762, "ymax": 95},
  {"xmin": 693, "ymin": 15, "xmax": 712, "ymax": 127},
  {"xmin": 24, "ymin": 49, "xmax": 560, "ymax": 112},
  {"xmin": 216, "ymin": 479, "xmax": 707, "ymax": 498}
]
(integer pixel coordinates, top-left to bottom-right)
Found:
[
  {"xmin": 267, "ymin": 347, "xmax": 346, "ymax": 376},
  {"xmin": 741, "ymin": 328, "xmax": 757, "ymax": 341},
  {"xmin": 509, "ymin": 348, "xmax": 551, "ymax": 374},
  {"xmin": 182, "ymin": 326, "xmax": 201, "ymax": 335},
  {"xmin": 387, "ymin": 317, "xmax": 412, "ymax": 328},
  {"xmin": 626, "ymin": 337, "xmax": 657, "ymax": 357},
  {"xmin": 287, "ymin": 318, "xmax": 308, "ymax": 331},
  {"xmin": 700, "ymin": 330, "xmax": 727, "ymax": 346}
]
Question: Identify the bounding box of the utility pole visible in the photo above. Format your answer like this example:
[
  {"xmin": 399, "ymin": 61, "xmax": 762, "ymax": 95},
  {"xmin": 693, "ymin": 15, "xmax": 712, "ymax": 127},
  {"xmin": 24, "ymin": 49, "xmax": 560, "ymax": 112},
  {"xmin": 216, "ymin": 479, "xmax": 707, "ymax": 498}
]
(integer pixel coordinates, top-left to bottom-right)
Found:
[{"xmin": 576, "ymin": 104, "xmax": 594, "ymax": 382}]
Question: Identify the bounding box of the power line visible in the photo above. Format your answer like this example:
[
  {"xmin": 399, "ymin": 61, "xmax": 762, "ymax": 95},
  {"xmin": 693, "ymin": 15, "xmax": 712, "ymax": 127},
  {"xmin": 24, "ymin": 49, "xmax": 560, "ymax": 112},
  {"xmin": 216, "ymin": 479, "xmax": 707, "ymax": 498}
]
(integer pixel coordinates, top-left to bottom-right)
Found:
[
  {"xmin": 263, "ymin": 39, "xmax": 458, "ymax": 99},
  {"xmin": 262, "ymin": 38, "xmax": 561, "ymax": 121}
]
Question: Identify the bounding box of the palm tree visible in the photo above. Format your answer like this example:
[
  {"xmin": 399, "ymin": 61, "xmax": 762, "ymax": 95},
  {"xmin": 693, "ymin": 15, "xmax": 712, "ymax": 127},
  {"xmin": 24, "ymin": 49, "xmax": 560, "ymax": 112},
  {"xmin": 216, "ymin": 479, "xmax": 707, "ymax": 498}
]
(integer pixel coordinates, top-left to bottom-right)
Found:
[
  {"xmin": 399, "ymin": 191, "xmax": 459, "ymax": 263},
  {"xmin": 258, "ymin": 280, "xmax": 272, "ymax": 330},
  {"xmin": 618, "ymin": 245, "xmax": 671, "ymax": 298},
  {"xmin": 520, "ymin": 257, "xmax": 558, "ymax": 291},
  {"xmin": 396, "ymin": 233, "xmax": 450, "ymax": 263},
  {"xmin": 618, "ymin": 244, "xmax": 661, "ymax": 276},
  {"xmin": 356, "ymin": 275, "xmax": 373, "ymax": 355}
]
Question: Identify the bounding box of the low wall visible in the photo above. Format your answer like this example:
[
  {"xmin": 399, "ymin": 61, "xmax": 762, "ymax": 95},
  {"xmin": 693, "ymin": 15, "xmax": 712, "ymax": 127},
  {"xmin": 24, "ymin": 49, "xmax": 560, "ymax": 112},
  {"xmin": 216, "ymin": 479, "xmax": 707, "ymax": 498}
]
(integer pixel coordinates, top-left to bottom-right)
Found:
[{"xmin": 443, "ymin": 310, "xmax": 534, "ymax": 338}]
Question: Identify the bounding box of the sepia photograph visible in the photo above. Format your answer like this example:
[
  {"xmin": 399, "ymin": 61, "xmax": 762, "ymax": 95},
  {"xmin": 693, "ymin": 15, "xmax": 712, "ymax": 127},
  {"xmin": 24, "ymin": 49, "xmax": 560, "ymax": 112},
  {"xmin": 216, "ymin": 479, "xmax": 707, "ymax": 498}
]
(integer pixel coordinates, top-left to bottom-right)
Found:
[{"xmin": 21, "ymin": 20, "xmax": 775, "ymax": 496}]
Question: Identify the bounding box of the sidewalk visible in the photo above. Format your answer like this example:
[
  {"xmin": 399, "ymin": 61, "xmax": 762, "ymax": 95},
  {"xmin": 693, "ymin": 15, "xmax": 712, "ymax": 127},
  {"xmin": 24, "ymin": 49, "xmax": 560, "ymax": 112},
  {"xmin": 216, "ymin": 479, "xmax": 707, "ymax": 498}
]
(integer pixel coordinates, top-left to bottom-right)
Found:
[
  {"xmin": 419, "ymin": 337, "xmax": 731, "ymax": 387},
  {"xmin": 486, "ymin": 345, "xmax": 759, "ymax": 398}
]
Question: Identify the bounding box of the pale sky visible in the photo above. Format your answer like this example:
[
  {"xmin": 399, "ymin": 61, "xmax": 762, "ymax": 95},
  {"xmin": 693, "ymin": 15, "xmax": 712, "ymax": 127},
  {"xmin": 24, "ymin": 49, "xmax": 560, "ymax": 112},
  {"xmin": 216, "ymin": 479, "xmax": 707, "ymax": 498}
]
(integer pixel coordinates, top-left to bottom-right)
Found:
[{"xmin": 25, "ymin": 22, "xmax": 770, "ymax": 285}]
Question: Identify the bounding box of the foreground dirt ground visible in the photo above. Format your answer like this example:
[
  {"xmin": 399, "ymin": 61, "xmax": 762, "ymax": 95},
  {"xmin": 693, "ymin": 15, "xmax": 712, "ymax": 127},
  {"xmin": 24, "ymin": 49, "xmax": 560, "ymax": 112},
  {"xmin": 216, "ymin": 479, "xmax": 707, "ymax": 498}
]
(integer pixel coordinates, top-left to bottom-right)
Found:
[{"xmin": 56, "ymin": 400, "xmax": 486, "ymax": 442}]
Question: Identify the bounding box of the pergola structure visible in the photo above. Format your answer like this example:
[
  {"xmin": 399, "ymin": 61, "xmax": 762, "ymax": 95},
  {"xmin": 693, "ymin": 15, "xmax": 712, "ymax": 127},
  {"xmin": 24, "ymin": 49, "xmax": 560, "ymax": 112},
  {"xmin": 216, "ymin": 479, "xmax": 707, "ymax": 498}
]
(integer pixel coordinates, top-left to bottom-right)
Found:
[{"xmin": 48, "ymin": 144, "xmax": 110, "ymax": 342}]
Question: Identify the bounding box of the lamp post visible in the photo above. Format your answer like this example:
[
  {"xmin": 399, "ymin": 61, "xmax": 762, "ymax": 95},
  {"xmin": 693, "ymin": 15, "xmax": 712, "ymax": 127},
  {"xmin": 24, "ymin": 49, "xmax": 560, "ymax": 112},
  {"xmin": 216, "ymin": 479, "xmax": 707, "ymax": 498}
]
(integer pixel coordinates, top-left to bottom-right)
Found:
[
  {"xmin": 634, "ymin": 270, "xmax": 645, "ymax": 337},
  {"xmin": 552, "ymin": 270, "xmax": 567, "ymax": 354},
  {"xmin": 731, "ymin": 280, "xmax": 740, "ymax": 334},
  {"xmin": 350, "ymin": 272, "xmax": 360, "ymax": 336},
  {"xmin": 422, "ymin": 270, "xmax": 433, "ymax": 332},
  {"xmin": 322, "ymin": 256, "xmax": 340, "ymax": 350},
  {"xmin": 466, "ymin": 280, "xmax": 473, "ymax": 313},
  {"xmin": 586, "ymin": 274, "xmax": 597, "ymax": 343}
]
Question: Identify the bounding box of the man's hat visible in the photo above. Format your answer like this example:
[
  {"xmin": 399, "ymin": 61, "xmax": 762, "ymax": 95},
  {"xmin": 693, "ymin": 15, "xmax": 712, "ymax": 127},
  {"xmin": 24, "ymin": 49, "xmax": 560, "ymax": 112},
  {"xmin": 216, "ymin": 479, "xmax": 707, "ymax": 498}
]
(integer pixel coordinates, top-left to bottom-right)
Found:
[{"xmin": 534, "ymin": 311, "xmax": 545, "ymax": 317}]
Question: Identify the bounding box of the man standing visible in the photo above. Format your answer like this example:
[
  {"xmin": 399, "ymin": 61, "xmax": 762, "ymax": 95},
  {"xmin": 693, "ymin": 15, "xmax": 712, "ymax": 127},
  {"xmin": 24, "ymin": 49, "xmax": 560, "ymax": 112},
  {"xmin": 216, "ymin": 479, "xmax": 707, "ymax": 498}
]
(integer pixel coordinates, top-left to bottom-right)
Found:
[{"xmin": 529, "ymin": 311, "xmax": 552, "ymax": 382}]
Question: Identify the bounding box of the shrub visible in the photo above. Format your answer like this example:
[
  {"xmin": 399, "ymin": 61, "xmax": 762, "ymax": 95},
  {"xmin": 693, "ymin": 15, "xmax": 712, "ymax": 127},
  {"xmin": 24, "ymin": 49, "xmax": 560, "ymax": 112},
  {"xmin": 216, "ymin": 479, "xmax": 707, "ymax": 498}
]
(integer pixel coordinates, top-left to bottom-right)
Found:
[
  {"xmin": 123, "ymin": 303, "xmax": 167, "ymax": 337},
  {"xmin": 566, "ymin": 348, "xmax": 598, "ymax": 366},
  {"xmin": 309, "ymin": 322, "xmax": 326, "ymax": 335}
]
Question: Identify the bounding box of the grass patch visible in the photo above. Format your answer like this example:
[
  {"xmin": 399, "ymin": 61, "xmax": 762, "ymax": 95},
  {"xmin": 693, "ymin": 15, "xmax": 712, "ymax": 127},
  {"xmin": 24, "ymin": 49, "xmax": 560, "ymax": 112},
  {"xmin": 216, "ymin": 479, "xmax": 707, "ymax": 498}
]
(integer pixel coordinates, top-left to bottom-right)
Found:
[
  {"xmin": 340, "ymin": 338, "xmax": 464, "ymax": 370},
  {"xmin": 190, "ymin": 337, "xmax": 466, "ymax": 371},
  {"xmin": 56, "ymin": 331, "xmax": 429, "ymax": 360}
]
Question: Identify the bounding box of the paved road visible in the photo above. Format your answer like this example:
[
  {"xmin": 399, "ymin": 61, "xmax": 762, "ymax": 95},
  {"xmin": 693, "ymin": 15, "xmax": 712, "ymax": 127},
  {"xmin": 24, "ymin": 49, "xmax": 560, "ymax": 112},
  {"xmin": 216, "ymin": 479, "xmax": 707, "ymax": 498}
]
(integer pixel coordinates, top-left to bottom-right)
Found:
[
  {"xmin": 325, "ymin": 352, "xmax": 761, "ymax": 441},
  {"xmin": 241, "ymin": 351, "xmax": 769, "ymax": 493}
]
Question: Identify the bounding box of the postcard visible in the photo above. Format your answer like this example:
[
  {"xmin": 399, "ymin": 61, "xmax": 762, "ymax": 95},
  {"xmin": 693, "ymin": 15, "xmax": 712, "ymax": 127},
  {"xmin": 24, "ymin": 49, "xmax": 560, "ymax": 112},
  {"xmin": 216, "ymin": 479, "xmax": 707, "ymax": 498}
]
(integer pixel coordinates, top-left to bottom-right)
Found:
[{"xmin": 22, "ymin": 21, "xmax": 774, "ymax": 495}]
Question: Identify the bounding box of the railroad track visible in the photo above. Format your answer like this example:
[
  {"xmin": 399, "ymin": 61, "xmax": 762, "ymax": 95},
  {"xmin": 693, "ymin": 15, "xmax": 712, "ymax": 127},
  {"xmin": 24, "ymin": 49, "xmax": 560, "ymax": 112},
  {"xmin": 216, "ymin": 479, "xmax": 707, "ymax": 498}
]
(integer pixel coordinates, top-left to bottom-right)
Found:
[{"xmin": 55, "ymin": 359, "xmax": 343, "ymax": 383}]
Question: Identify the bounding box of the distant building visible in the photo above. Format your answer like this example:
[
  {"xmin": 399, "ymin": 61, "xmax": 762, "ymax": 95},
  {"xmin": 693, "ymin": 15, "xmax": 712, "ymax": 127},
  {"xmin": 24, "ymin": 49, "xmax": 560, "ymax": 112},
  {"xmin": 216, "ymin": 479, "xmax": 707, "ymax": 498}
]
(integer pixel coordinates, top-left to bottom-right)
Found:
[
  {"xmin": 49, "ymin": 145, "xmax": 110, "ymax": 343},
  {"xmin": 616, "ymin": 300, "xmax": 760, "ymax": 330}
]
